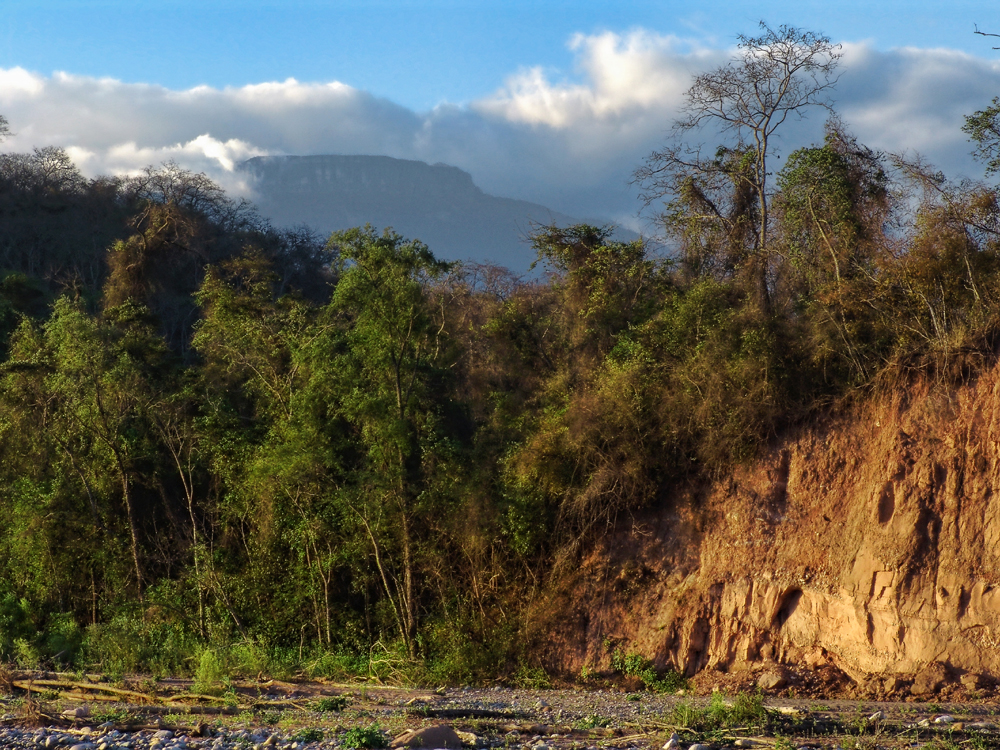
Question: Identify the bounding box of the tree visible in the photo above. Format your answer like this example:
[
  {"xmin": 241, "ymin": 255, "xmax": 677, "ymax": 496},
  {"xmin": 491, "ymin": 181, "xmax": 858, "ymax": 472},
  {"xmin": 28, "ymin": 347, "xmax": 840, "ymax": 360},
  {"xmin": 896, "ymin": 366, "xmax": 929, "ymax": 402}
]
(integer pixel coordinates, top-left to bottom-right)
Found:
[
  {"xmin": 974, "ymin": 25, "xmax": 1000, "ymax": 49},
  {"xmin": 636, "ymin": 23, "xmax": 841, "ymax": 312},
  {"xmin": 964, "ymin": 99, "xmax": 1000, "ymax": 176},
  {"xmin": 773, "ymin": 122, "xmax": 891, "ymax": 381},
  {"xmin": 326, "ymin": 226, "xmax": 455, "ymax": 658},
  {"xmin": 962, "ymin": 27, "xmax": 1000, "ymax": 177}
]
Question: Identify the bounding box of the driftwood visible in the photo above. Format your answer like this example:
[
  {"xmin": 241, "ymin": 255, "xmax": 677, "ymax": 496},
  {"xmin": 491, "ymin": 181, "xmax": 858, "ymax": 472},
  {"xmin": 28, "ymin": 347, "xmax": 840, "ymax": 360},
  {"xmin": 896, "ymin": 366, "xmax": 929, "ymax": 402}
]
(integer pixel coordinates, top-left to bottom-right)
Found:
[{"xmin": 13, "ymin": 680, "xmax": 155, "ymax": 703}]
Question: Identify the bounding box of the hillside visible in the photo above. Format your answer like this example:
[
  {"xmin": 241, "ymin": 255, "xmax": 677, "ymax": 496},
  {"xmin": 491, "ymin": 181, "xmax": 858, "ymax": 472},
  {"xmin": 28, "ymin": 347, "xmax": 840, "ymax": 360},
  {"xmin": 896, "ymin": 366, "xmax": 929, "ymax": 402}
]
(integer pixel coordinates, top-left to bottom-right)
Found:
[{"xmin": 238, "ymin": 154, "xmax": 598, "ymax": 270}]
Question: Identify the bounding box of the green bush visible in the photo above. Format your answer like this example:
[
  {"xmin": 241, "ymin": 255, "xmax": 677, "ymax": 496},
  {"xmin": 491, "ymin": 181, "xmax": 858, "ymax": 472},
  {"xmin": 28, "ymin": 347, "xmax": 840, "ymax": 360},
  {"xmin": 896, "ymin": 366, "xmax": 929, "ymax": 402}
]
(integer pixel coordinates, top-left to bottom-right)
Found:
[
  {"xmin": 313, "ymin": 696, "xmax": 350, "ymax": 712},
  {"xmin": 575, "ymin": 715, "xmax": 612, "ymax": 729},
  {"xmin": 669, "ymin": 691, "xmax": 770, "ymax": 733},
  {"xmin": 82, "ymin": 611, "xmax": 196, "ymax": 678},
  {"xmin": 293, "ymin": 728, "xmax": 324, "ymax": 743},
  {"xmin": 193, "ymin": 649, "xmax": 227, "ymax": 696},
  {"xmin": 343, "ymin": 725, "xmax": 387, "ymax": 749},
  {"xmin": 609, "ymin": 648, "xmax": 688, "ymax": 692}
]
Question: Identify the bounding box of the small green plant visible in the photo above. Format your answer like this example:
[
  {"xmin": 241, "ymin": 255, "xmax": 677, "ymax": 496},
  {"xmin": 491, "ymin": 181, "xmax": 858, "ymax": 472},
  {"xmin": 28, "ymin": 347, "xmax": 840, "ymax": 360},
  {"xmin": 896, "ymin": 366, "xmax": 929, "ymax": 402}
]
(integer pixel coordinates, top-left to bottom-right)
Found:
[
  {"xmin": 12, "ymin": 638, "xmax": 40, "ymax": 669},
  {"xmin": 575, "ymin": 715, "xmax": 613, "ymax": 730},
  {"xmin": 260, "ymin": 711, "xmax": 281, "ymax": 726},
  {"xmin": 91, "ymin": 706, "xmax": 137, "ymax": 725},
  {"xmin": 609, "ymin": 648, "xmax": 688, "ymax": 692},
  {"xmin": 343, "ymin": 725, "xmax": 387, "ymax": 749},
  {"xmin": 193, "ymin": 649, "xmax": 227, "ymax": 696},
  {"xmin": 314, "ymin": 695, "xmax": 350, "ymax": 712},
  {"xmin": 293, "ymin": 727, "xmax": 325, "ymax": 743},
  {"xmin": 513, "ymin": 664, "xmax": 551, "ymax": 689},
  {"xmin": 626, "ymin": 693, "xmax": 641, "ymax": 702},
  {"xmin": 669, "ymin": 691, "xmax": 770, "ymax": 733},
  {"xmin": 849, "ymin": 710, "xmax": 888, "ymax": 750}
]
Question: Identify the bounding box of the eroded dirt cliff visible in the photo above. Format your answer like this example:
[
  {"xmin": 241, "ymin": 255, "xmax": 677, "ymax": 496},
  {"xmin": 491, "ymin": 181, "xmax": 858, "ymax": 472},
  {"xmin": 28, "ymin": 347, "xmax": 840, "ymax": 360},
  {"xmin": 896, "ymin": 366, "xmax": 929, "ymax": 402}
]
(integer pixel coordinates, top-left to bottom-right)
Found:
[{"xmin": 536, "ymin": 364, "xmax": 1000, "ymax": 697}]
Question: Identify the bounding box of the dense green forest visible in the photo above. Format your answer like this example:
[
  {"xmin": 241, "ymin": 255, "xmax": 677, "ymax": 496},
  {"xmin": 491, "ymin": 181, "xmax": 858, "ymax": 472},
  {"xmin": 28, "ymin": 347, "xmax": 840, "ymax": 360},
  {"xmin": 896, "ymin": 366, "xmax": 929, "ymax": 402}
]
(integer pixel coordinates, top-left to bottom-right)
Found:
[{"xmin": 2, "ymin": 27, "xmax": 1000, "ymax": 684}]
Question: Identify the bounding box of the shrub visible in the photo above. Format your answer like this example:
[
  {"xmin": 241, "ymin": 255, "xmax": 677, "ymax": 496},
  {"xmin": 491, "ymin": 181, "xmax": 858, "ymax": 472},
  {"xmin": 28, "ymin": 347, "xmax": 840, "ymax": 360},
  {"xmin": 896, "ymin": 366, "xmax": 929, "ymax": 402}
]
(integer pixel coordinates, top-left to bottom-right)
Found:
[
  {"xmin": 609, "ymin": 648, "xmax": 688, "ymax": 693},
  {"xmin": 343, "ymin": 725, "xmax": 387, "ymax": 749},
  {"xmin": 313, "ymin": 696, "xmax": 349, "ymax": 712},
  {"xmin": 193, "ymin": 650, "xmax": 227, "ymax": 696},
  {"xmin": 293, "ymin": 727, "xmax": 324, "ymax": 743},
  {"xmin": 669, "ymin": 691, "xmax": 770, "ymax": 733}
]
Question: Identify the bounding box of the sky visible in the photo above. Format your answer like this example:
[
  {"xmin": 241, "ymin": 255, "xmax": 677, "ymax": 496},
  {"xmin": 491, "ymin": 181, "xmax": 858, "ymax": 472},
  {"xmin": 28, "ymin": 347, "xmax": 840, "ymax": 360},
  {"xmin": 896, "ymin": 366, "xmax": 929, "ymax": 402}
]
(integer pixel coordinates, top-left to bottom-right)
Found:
[{"xmin": 0, "ymin": 0, "xmax": 998, "ymax": 232}]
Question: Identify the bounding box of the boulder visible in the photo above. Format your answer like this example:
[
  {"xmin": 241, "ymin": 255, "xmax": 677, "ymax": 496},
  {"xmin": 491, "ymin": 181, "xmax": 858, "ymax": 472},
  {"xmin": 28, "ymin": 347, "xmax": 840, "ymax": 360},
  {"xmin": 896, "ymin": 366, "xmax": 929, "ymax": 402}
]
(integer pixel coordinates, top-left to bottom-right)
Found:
[
  {"xmin": 757, "ymin": 668, "xmax": 788, "ymax": 691},
  {"xmin": 392, "ymin": 726, "xmax": 465, "ymax": 749},
  {"xmin": 911, "ymin": 663, "xmax": 949, "ymax": 696}
]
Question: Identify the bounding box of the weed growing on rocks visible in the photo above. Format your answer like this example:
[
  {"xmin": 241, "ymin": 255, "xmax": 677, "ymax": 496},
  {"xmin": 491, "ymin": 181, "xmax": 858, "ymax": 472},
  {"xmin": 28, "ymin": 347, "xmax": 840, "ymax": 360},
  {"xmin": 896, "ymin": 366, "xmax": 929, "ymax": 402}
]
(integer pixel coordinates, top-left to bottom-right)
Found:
[
  {"xmin": 343, "ymin": 725, "xmax": 387, "ymax": 749},
  {"xmin": 669, "ymin": 691, "xmax": 770, "ymax": 734},
  {"xmin": 293, "ymin": 728, "xmax": 325, "ymax": 743},
  {"xmin": 574, "ymin": 715, "xmax": 613, "ymax": 729},
  {"xmin": 314, "ymin": 695, "xmax": 350, "ymax": 712}
]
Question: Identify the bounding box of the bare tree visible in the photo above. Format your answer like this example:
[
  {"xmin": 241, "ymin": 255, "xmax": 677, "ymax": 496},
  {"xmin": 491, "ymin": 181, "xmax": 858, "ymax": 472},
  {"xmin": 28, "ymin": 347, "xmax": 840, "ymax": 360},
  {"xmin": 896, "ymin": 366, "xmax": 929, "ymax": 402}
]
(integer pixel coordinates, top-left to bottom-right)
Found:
[
  {"xmin": 635, "ymin": 22, "xmax": 841, "ymax": 312},
  {"xmin": 974, "ymin": 24, "xmax": 1000, "ymax": 49}
]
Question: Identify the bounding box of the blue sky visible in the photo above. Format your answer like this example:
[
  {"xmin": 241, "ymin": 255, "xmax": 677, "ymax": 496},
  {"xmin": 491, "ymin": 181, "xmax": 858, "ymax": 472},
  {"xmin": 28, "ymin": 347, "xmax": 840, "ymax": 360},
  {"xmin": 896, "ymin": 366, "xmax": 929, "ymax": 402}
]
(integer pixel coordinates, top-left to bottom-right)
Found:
[
  {"xmin": 0, "ymin": 1, "xmax": 998, "ymax": 231},
  {"xmin": 0, "ymin": 1, "xmax": 995, "ymax": 110}
]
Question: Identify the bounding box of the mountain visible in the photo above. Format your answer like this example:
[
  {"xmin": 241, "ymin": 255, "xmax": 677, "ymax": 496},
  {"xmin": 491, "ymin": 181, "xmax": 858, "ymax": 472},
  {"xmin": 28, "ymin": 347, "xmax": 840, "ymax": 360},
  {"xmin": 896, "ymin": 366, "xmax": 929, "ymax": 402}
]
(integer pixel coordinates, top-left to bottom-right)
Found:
[{"xmin": 238, "ymin": 154, "xmax": 621, "ymax": 271}]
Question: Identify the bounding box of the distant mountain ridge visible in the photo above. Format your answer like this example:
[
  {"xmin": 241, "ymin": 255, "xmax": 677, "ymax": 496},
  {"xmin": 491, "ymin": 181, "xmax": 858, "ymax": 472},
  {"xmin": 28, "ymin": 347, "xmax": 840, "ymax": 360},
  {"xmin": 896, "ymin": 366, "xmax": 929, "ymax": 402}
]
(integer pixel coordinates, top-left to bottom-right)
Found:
[{"xmin": 238, "ymin": 154, "xmax": 622, "ymax": 271}]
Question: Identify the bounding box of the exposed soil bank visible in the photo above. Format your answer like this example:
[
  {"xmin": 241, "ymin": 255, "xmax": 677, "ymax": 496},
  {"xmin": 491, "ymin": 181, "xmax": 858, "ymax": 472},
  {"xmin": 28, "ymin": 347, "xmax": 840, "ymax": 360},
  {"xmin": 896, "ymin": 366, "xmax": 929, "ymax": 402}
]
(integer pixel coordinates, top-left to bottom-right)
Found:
[{"xmin": 536, "ymin": 362, "xmax": 1000, "ymax": 699}]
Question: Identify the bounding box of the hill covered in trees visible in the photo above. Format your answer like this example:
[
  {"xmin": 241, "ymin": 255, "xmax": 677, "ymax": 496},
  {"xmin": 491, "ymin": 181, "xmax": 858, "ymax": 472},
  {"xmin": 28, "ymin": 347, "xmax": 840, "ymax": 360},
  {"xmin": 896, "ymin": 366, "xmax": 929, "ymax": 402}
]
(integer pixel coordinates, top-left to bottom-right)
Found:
[{"xmin": 1, "ymin": 25, "xmax": 1000, "ymax": 686}]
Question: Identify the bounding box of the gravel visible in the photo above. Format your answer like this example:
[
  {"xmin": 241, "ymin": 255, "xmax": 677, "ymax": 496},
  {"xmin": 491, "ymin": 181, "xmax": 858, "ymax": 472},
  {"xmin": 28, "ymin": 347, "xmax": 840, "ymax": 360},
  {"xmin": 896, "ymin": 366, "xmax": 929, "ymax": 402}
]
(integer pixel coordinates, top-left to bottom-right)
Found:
[{"xmin": 0, "ymin": 684, "xmax": 994, "ymax": 750}]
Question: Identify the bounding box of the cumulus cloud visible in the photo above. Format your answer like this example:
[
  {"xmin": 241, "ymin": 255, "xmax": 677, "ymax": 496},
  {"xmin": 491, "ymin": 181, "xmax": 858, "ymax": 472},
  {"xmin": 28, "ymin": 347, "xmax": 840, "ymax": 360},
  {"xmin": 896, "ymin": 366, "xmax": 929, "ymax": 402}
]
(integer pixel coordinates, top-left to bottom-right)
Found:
[{"xmin": 0, "ymin": 30, "xmax": 998, "ymax": 230}]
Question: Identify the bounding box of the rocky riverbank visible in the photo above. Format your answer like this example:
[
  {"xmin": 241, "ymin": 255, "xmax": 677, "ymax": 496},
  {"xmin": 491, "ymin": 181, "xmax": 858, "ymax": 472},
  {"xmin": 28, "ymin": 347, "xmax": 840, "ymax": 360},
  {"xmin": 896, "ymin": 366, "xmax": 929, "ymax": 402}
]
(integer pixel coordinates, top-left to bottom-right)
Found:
[{"xmin": 3, "ymin": 679, "xmax": 1000, "ymax": 750}]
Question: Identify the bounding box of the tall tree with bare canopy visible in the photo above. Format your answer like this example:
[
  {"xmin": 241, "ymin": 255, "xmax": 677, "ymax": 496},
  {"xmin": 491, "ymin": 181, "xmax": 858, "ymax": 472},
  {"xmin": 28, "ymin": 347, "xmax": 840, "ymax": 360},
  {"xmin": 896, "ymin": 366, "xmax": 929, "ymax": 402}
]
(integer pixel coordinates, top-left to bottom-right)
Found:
[{"xmin": 635, "ymin": 23, "xmax": 841, "ymax": 314}]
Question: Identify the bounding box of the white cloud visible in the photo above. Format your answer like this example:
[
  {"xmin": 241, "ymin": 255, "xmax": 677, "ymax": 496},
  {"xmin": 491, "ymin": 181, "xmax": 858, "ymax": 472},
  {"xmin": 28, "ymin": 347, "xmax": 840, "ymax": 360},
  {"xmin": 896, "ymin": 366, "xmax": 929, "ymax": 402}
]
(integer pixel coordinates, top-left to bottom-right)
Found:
[
  {"xmin": 0, "ymin": 32, "xmax": 997, "ymax": 227},
  {"xmin": 476, "ymin": 31, "xmax": 717, "ymax": 127}
]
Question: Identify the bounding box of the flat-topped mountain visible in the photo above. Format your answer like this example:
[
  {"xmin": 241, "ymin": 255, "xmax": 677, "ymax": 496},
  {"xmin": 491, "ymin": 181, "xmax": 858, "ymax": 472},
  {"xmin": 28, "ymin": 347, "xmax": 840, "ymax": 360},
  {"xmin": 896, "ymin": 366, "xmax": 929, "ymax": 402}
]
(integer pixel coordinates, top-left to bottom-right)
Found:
[{"xmin": 238, "ymin": 155, "xmax": 609, "ymax": 271}]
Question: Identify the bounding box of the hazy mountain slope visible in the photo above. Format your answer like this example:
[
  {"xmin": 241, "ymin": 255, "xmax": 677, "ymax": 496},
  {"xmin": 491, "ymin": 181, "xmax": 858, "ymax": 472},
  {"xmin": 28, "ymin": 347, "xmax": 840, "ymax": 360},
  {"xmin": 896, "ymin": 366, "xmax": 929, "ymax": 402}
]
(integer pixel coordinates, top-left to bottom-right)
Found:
[{"xmin": 239, "ymin": 155, "xmax": 609, "ymax": 271}]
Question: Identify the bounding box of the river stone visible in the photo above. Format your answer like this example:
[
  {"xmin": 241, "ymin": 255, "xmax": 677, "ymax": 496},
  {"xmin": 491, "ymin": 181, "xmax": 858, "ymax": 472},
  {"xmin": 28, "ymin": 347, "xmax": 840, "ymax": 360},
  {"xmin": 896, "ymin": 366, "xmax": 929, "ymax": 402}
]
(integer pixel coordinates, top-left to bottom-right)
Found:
[{"xmin": 392, "ymin": 726, "xmax": 465, "ymax": 748}]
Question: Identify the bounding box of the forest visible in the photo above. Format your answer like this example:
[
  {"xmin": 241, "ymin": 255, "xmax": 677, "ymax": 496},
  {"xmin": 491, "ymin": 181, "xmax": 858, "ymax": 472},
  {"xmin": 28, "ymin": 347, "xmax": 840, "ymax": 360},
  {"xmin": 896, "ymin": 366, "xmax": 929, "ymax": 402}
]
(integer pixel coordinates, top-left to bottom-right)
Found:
[{"xmin": 1, "ymin": 25, "xmax": 1000, "ymax": 685}]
